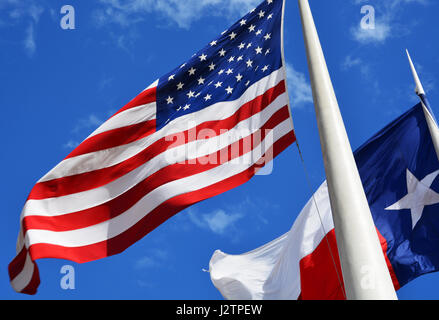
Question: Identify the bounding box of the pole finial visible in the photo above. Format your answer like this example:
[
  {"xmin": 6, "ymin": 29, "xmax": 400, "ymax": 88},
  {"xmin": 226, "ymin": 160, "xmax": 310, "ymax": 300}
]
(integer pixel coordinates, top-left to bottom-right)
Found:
[{"xmin": 406, "ymin": 49, "xmax": 426, "ymax": 96}]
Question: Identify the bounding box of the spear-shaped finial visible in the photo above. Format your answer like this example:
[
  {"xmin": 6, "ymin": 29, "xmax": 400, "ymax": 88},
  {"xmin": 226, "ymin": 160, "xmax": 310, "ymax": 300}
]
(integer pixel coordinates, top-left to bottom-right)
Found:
[{"xmin": 406, "ymin": 49, "xmax": 425, "ymax": 96}]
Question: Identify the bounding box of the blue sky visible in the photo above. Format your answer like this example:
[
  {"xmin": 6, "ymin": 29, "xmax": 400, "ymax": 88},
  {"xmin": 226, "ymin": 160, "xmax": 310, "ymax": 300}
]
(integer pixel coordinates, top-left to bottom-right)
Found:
[{"xmin": 1, "ymin": 0, "xmax": 438, "ymax": 300}]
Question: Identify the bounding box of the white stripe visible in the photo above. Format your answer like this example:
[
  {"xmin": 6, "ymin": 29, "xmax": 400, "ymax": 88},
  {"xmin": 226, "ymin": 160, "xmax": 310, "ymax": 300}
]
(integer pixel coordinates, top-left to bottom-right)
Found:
[
  {"xmin": 23, "ymin": 93, "xmax": 289, "ymax": 217},
  {"xmin": 24, "ymin": 121, "xmax": 293, "ymax": 248},
  {"xmin": 10, "ymin": 252, "xmax": 35, "ymax": 293},
  {"xmin": 87, "ymin": 102, "xmax": 156, "ymax": 138},
  {"xmin": 37, "ymin": 68, "xmax": 286, "ymax": 183},
  {"xmin": 144, "ymin": 79, "xmax": 158, "ymax": 91},
  {"xmin": 39, "ymin": 103, "xmax": 157, "ymax": 183}
]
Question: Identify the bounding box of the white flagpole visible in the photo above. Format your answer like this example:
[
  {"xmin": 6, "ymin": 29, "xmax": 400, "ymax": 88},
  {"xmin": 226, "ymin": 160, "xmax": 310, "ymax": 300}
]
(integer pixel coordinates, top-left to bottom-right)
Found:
[
  {"xmin": 297, "ymin": 0, "xmax": 397, "ymax": 300},
  {"xmin": 406, "ymin": 49, "xmax": 439, "ymax": 160}
]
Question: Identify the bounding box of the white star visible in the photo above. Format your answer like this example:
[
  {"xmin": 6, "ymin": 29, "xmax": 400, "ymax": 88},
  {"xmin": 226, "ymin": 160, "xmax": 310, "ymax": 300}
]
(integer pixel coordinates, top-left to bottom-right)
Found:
[
  {"xmin": 219, "ymin": 49, "xmax": 226, "ymax": 57},
  {"xmin": 267, "ymin": 0, "xmax": 273, "ymax": 4},
  {"xmin": 214, "ymin": 81, "xmax": 223, "ymax": 88},
  {"xmin": 188, "ymin": 67, "xmax": 196, "ymax": 76},
  {"xmin": 246, "ymin": 59, "xmax": 253, "ymax": 68},
  {"xmin": 183, "ymin": 104, "xmax": 191, "ymax": 110},
  {"xmin": 248, "ymin": 25, "xmax": 256, "ymax": 32},
  {"xmin": 237, "ymin": 55, "xmax": 243, "ymax": 61},
  {"xmin": 261, "ymin": 65, "xmax": 269, "ymax": 72},
  {"xmin": 256, "ymin": 29, "xmax": 262, "ymax": 36},
  {"xmin": 264, "ymin": 33, "xmax": 271, "ymax": 40},
  {"xmin": 210, "ymin": 40, "xmax": 217, "ymax": 46},
  {"xmin": 204, "ymin": 94, "xmax": 212, "ymax": 101},
  {"xmin": 267, "ymin": 13, "xmax": 273, "ymax": 20},
  {"xmin": 199, "ymin": 53, "xmax": 207, "ymax": 61},
  {"xmin": 187, "ymin": 90, "xmax": 195, "ymax": 98},
  {"xmin": 236, "ymin": 73, "xmax": 243, "ymax": 82},
  {"xmin": 239, "ymin": 19, "xmax": 247, "ymax": 26},
  {"xmin": 386, "ymin": 169, "xmax": 439, "ymax": 230},
  {"xmin": 245, "ymin": 80, "xmax": 250, "ymax": 86},
  {"xmin": 176, "ymin": 106, "xmax": 182, "ymax": 111},
  {"xmin": 228, "ymin": 56, "xmax": 235, "ymax": 63},
  {"xmin": 226, "ymin": 68, "xmax": 233, "ymax": 75},
  {"xmin": 166, "ymin": 96, "xmax": 174, "ymax": 104},
  {"xmin": 180, "ymin": 63, "xmax": 186, "ymax": 69},
  {"xmin": 255, "ymin": 46, "xmax": 263, "ymax": 54},
  {"xmin": 208, "ymin": 62, "xmax": 216, "ymax": 71},
  {"xmin": 218, "ymin": 69, "xmax": 224, "ymax": 75},
  {"xmin": 229, "ymin": 32, "xmax": 237, "ymax": 40},
  {"xmin": 238, "ymin": 43, "xmax": 245, "ymax": 50},
  {"xmin": 246, "ymin": 42, "xmax": 252, "ymax": 49},
  {"xmin": 177, "ymin": 82, "xmax": 184, "ymax": 90},
  {"xmin": 168, "ymin": 74, "xmax": 175, "ymax": 81},
  {"xmin": 250, "ymin": 8, "xmax": 256, "ymax": 13},
  {"xmin": 258, "ymin": 10, "xmax": 265, "ymax": 18},
  {"xmin": 265, "ymin": 48, "xmax": 271, "ymax": 55},
  {"xmin": 198, "ymin": 77, "xmax": 205, "ymax": 85},
  {"xmin": 225, "ymin": 86, "xmax": 233, "ymax": 94}
]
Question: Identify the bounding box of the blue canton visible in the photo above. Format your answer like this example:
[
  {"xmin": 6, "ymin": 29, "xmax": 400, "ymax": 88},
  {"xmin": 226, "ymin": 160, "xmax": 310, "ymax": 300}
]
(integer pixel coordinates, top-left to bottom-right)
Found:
[{"xmin": 155, "ymin": 0, "xmax": 283, "ymax": 130}]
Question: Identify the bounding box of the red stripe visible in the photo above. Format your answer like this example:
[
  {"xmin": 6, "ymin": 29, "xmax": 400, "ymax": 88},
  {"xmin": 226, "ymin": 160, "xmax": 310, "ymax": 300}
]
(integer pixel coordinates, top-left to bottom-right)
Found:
[
  {"xmin": 8, "ymin": 247, "xmax": 40, "ymax": 295},
  {"xmin": 19, "ymin": 263, "xmax": 40, "ymax": 295},
  {"xmin": 299, "ymin": 228, "xmax": 400, "ymax": 300},
  {"xmin": 23, "ymin": 106, "xmax": 291, "ymax": 232},
  {"xmin": 26, "ymin": 131, "xmax": 295, "ymax": 264},
  {"xmin": 8, "ymin": 247, "xmax": 27, "ymax": 281},
  {"xmin": 65, "ymin": 120, "xmax": 156, "ymax": 159},
  {"xmin": 28, "ymin": 81, "xmax": 287, "ymax": 200},
  {"xmin": 112, "ymin": 86, "xmax": 156, "ymax": 117}
]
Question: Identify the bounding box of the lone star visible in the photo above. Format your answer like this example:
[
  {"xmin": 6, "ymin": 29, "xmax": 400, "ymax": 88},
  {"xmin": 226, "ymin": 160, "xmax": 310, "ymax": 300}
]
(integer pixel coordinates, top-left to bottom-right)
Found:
[{"xmin": 386, "ymin": 169, "xmax": 439, "ymax": 230}]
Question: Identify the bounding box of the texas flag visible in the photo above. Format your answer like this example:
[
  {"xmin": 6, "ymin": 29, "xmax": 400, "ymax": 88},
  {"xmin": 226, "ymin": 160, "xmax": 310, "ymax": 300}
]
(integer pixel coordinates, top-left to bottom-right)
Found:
[{"xmin": 208, "ymin": 98, "xmax": 439, "ymax": 299}]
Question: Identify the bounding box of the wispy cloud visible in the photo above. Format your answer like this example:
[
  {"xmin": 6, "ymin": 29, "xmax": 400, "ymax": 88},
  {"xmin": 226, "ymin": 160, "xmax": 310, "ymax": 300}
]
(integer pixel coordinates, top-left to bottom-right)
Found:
[
  {"xmin": 188, "ymin": 208, "xmax": 244, "ymax": 235},
  {"xmin": 341, "ymin": 55, "xmax": 372, "ymax": 79},
  {"xmin": 62, "ymin": 114, "xmax": 105, "ymax": 150},
  {"xmin": 0, "ymin": 0, "xmax": 44, "ymax": 56},
  {"xmin": 285, "ymin": 63, "xmax": 313, "ymax": 109},
  {"xmin": 94, "ymin": 0, "xmax": 260, "ymax": 29},
  {"xmin": 23, "ymin": 23, "xmax": 36, "ymax": 56},
  {"xmin": 71, "ymin": 114, "xmax": 104, "ymax": 134},
  {"xmin": 351, "ymin": 0, "xmax": 429, "ymax": 44},
  {"xmin": 134, "ymin": 249, "xmax": 168, "ymax": 270}
]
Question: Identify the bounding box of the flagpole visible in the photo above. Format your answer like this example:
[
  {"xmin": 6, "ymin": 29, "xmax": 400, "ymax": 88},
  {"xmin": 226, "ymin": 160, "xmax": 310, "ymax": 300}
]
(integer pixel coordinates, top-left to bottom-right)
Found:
[
  {"xmin": 297, "ymin": 0, "xmax": 397, "ymax": 299},
  {"xmin": 406, "ymin": 50, "xmax": 439, "ymax": 160}
]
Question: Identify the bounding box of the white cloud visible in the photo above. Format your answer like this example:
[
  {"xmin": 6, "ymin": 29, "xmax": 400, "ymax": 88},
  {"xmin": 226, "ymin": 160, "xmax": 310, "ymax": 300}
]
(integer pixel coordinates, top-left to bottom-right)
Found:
[
  {"xmin": 351, "ymin": 0, "xmax": 429, "ymax": 44},
  {"xmin": 62, "ymin": 140, "xmax": 81, "ymax": 150},
  {"xmin": 62, "ymin": 113, "xmax": 105, "ymax": 149},
  {"xmin": 285, "ymin": 63, "xmax": 313, "ymax": 109},
  {"xmin": 351, "ymin": 22, "xmax": 391, "ymax": 44},
  {"xmin": 71, "ymin": 114, "xmax": 104, "ymax": 134},
  {"xmin": 188, "ymin": 208, "xmax": 244, "ymax": 235},
  {"xmin": 134, "ymin": 249, "xmax": 168, "ymax": 273},
  {"xmin": 341, "ymin": 55, "xmax": 371, "ymax": 78},
  {"xmin": 23, "ymin": 23, "xmax": 36, "ymax": 56},
  {"xmin": 342, "ymin": 55, "xmax": 362, "ymax": 69},
  {"xmin": 0, "ymin": 0, "xmax": 44, "ymax": 55},
  {"xmin": 95, "ymin": 0, "xmax": 260, "ymax": 29}
]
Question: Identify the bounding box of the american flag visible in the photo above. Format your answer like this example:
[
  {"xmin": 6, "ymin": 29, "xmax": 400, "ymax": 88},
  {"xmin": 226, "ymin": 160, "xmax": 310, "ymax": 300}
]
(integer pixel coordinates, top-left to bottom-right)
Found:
[{"xmin": 9, "ymin": 0, "xmax": 295, "ymax": 294}]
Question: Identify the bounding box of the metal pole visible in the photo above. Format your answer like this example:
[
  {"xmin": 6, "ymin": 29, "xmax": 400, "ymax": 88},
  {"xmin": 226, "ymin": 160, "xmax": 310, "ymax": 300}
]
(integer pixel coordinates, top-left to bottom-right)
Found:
[
  {"xmin": 406, "ymin": 50, "xmax": 439, "ymax": 160},
  {"xmin": 297, "ymin": 0, "xmax": 398, "ymax": 300}
]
